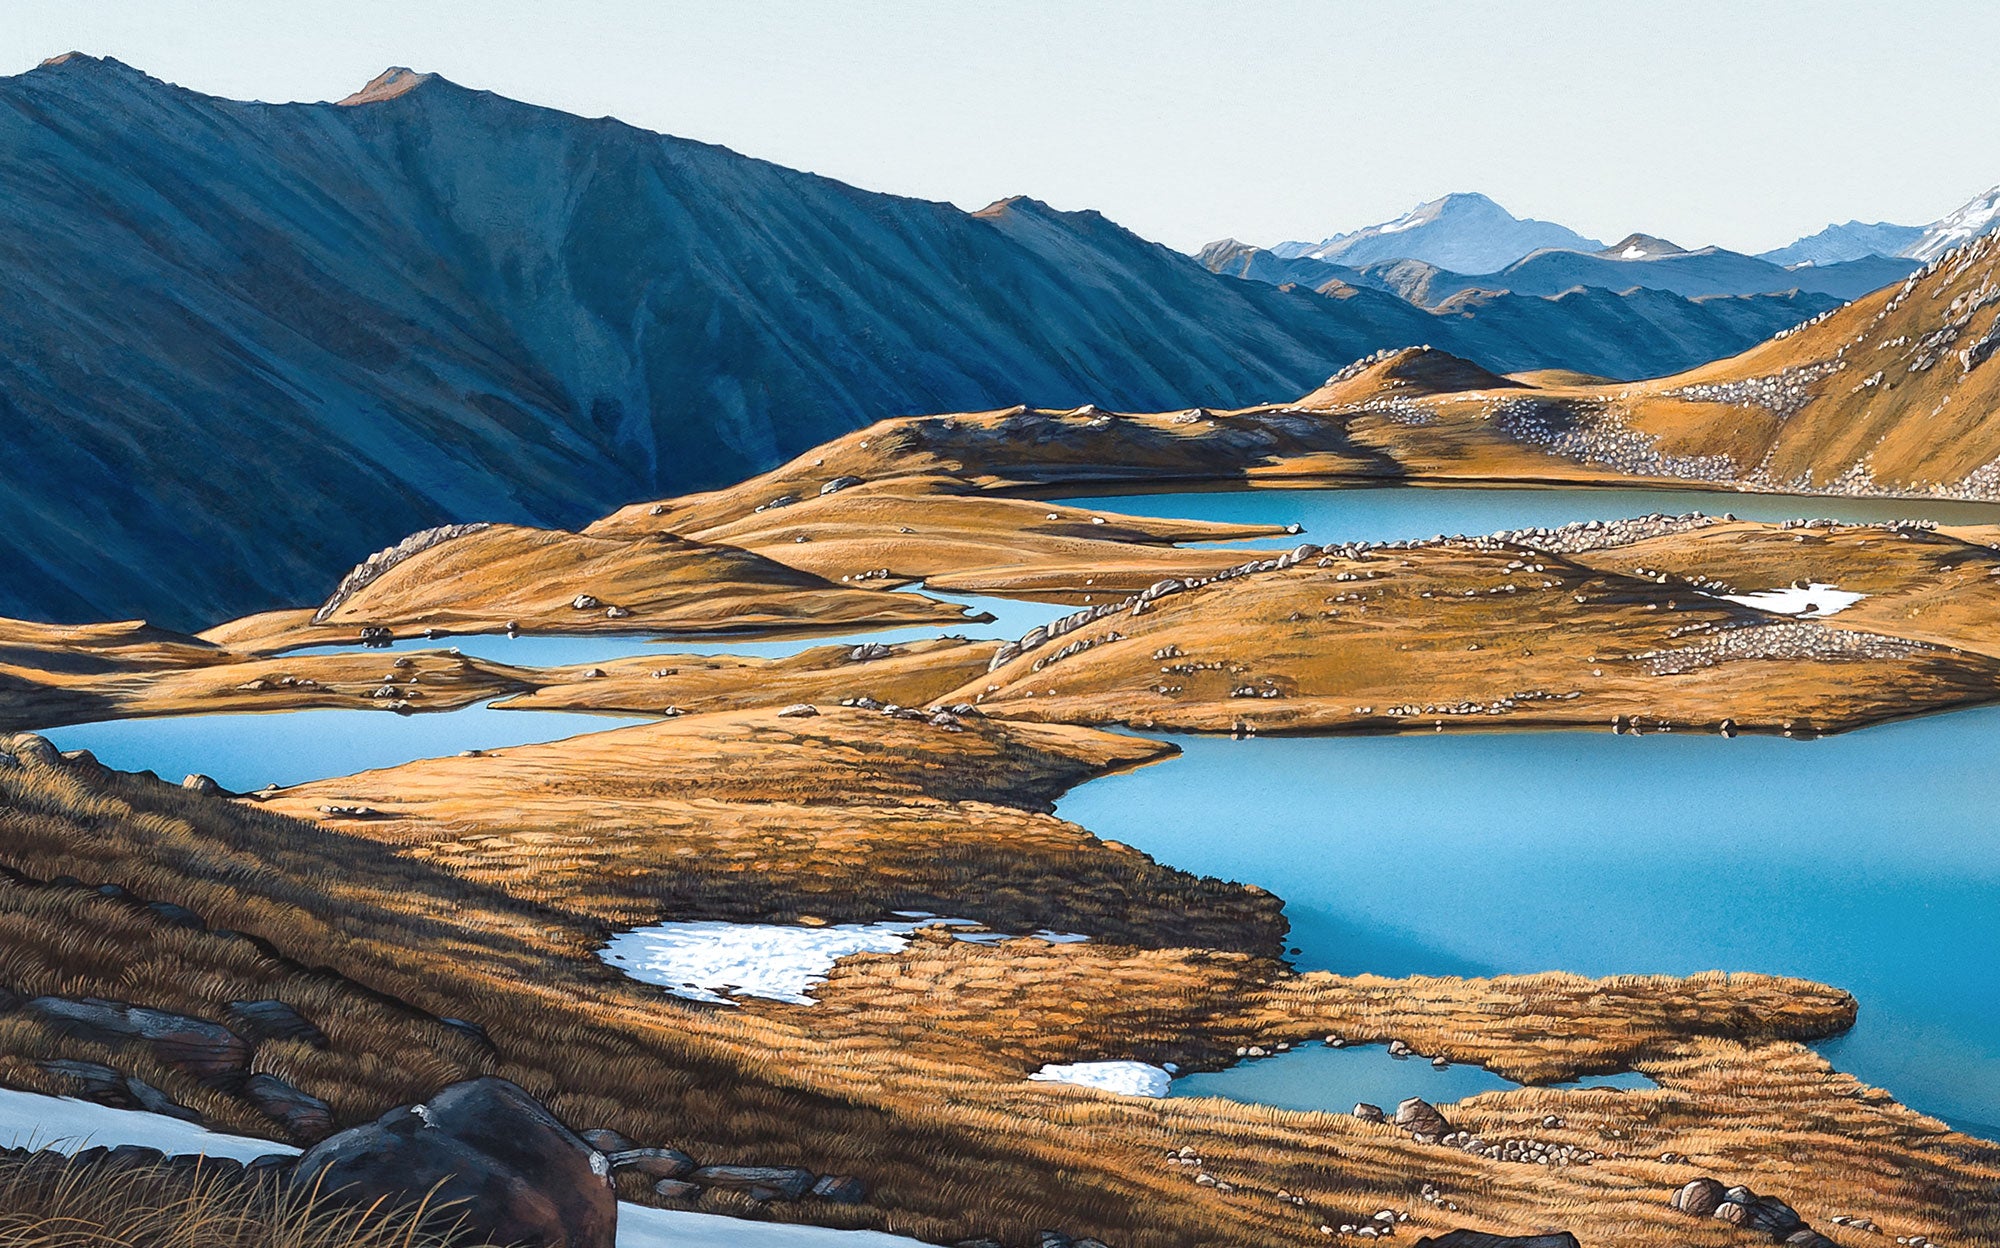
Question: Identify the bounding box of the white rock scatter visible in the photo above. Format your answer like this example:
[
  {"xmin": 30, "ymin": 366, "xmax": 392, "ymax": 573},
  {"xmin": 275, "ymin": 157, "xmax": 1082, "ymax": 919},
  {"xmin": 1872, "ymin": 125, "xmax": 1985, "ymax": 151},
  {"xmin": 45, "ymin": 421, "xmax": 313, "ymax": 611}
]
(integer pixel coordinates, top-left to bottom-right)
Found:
[
  {"xmin": 601, "ymin": 917, "xmax": 1087, "ymax": 1005},
  {"xmin": 1028, "ymin": 1061, "xmax": 1173, "ymax": 1098}
]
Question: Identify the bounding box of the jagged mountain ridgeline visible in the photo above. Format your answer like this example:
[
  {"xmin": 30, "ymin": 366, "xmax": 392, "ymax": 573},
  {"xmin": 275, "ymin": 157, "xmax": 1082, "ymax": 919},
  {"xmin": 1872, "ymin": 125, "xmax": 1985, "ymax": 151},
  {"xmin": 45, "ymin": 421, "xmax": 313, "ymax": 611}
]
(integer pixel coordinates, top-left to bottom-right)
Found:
[{"xmin": 0, "ymin": 54, "xmax": 1889, "ymax": 630}]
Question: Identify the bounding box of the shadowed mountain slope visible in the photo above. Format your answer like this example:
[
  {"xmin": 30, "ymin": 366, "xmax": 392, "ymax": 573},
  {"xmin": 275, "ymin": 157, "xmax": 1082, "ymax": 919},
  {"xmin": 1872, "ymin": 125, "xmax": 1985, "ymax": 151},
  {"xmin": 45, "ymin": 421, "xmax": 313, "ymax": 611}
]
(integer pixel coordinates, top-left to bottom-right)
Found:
[{"xmin": 0, "ymin": 57, "xmax": 1853, "ymax": 628}]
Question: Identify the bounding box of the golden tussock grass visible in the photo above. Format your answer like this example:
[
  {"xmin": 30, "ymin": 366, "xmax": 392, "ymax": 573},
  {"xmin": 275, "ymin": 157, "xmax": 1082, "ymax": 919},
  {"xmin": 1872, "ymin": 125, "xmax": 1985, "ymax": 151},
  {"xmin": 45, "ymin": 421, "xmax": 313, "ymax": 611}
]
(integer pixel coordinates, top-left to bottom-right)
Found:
[
  {"xmin": 1, "ymin": 716, "xmax": 1996, "ymax": 1244},
  {"xmin": 0, "ymin": 1150, "xmax": 501, "ymax": 1248}
]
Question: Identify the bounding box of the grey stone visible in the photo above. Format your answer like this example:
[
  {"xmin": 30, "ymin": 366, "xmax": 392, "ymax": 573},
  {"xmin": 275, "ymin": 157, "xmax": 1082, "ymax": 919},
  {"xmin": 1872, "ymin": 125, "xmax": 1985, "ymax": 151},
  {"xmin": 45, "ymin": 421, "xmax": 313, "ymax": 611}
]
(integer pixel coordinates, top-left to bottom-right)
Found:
[
  {"xmin": 224, "ymin": 999, "xmax": 328, "ymax": 1049},
  {"xmin": 689, "ymin": 1164, "xmax": 815, "ymax": 1201},
  {"xmin": 1671, "ymin": 1176, "xmax": 1727, "ymax": 1216},
  {"xmin": 811, "ymin": 1173, "xmax": 866, "ymax": 1203},
  {"xmin": 243, "ymin": 1072, "xmax": 333, "ymax": 1138},
  {"xmin": 24, "ymin": 997, "xmax": 248, "ymax": 1087},
  {"xmin": 606, "ymin": 1147, "xmax": 695, "ymax": 1179},
  {"xmin": 1394, "ymin": 1096, "xmax": 1453, "ymax": 1138}
]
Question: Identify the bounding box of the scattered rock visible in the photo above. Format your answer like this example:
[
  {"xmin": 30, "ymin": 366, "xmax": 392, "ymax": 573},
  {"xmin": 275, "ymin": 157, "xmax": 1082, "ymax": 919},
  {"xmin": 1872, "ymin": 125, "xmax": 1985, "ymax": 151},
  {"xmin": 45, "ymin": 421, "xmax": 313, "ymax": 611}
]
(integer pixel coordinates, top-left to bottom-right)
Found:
[
  {"xmin": 290, "ymin": 1077, "xmax": 615, "ymax": 1248},
  {"xmin": 39, "ymin": 1059, "xmax": 200, "ymax": 1122},
  {"xmin": 689, "ymin": 1164, "xmax": 816, "ymax": 1201},
  {"xmin": 651, "ymin": 1178, "xmax": 702, "ymax": 1199},
  {"xmin": 1672, "ymin": 1177, "xmax": 1727, "ymax": 1217},
  {"xmin": 1352, "ymin": 1102, "xmax": 1386, "ymax": 1123},
  {"xmin": 23, "ymin": 997, "xmax": 249, "ymax": 1087},
  {"xmin": 777, "ymin": 703, "xmax": 820, "ymax": 718},
  {"xmin": 579, "ymin": 1128, "xmax": 634, "ymax": 1154},
  {"xmin": 849, "ymin": 642, "xmax": 894, "ymax": 662},
  {"xmin": 1671, "ymin": 1176, "xmax": 1814, "ymax": 1241},
  {"xmin": 811, "ymin": 1173, "xmax": 867, "ymax": 1203},
  {"xmin": 606, "ymin": 1147, "xmax": 695, "ymax": 1180},
  {"xmin": 180, "ymin": 773, "xmax": 222, "ymax": 794},
  {"xmin": 820, "ymin": 475, "xmax": 864, "ymax": 495},
  {"xmin": 1394, "ymin": 1097, "xmax": 1453, "ymax": 1140},
  {"xmin": 571, "ymin": 594, "xmax": 602, "ymax": 610},
  {"xmin": 243, "ymin": 1072, "xmax": 334, "ymax": 1137}
]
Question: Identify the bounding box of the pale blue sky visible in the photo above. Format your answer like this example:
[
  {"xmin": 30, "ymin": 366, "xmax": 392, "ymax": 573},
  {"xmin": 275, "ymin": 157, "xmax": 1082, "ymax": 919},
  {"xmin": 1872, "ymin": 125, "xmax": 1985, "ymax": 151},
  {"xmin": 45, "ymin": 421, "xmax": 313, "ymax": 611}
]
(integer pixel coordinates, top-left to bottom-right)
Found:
[{"xmin": 6, "ymin": 1, "xmax": 1992, "ymax": 254}]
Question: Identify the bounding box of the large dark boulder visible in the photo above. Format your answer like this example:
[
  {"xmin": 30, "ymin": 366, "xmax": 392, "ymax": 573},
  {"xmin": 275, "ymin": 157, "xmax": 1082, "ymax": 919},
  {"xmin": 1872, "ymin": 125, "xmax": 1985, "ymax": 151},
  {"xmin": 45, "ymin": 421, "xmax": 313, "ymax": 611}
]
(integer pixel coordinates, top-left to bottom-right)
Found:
[{"xmin": 290, "ymin": 1077, "xmax": 614, "ymax": 1248}]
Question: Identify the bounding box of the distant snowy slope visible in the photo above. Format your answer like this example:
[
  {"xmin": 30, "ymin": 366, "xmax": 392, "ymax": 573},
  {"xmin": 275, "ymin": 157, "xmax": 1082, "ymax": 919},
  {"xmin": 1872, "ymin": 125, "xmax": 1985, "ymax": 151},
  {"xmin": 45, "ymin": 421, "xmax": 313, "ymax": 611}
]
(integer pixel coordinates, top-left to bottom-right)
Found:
[
  {"xmin": 1759, "ymin": 185, "xmax": 2000, "ymax": 265},
  {"xmin": 1906, "ymin": 185, "xmax": 2000, "ymax": 261},
  {"xmin": 1268, "ymin": 193, "xmax": 1604, "ymax": 273},
  {"xmin": 1760, "ymin": 220, "xmax": 1926, "ymax": 266}
]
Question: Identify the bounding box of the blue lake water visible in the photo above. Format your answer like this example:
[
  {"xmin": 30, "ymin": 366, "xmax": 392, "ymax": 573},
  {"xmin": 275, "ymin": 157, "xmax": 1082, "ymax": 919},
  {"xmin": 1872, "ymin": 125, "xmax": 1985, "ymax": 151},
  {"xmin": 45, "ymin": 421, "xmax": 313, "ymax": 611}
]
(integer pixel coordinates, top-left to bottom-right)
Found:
[
  {"xmin": 39, "ymin": 702, "xmax": 652, "ymax": 792},
  {"xmin": 285, "ymin": 590, "xmax": 1074, "ymax": 664},
  {"xmin": 1056, "ymin": 484, "xmax": 2000, "ymax": 548},
  {"xmin": 1169, "ymin": 1042, "xmax": 1654, "ymax": 1113},
  {"xmin": 32, "ymin": 484, "xmax": 2000, "ymax": 1138},
  {"xmin": 1059, "ymin": 721, "xmax": 2000, "ymax": 1135}
]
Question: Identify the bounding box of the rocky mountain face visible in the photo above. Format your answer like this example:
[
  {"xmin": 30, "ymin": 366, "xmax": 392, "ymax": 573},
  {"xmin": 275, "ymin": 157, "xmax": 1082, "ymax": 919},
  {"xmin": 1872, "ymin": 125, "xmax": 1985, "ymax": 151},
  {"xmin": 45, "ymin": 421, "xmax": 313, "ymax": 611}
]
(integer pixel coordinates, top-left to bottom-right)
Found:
[
  {"xmin": 0, "ymin": 58, "xmax": 1859, "ymax": 629},
  {"xmin": 1268, "ymin": 192, "xmax": 1603, "ymax": 273}
]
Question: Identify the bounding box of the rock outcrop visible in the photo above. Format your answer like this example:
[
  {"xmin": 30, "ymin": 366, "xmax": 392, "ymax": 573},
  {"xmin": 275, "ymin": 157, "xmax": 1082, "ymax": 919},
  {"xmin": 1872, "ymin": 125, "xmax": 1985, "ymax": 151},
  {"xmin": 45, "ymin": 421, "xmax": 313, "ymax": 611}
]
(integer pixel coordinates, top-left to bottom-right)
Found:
[
  {"xmin": 21, "ymin": 997, "xmax": 250, "ymax": 1088},
  {"xmin": 1670, "ymin": 1176, "xmax": 1831, "ymax": 1245},
  {"xmin": 290, "ymin": 1078, "xmax": 615, "ymax": 1248}
]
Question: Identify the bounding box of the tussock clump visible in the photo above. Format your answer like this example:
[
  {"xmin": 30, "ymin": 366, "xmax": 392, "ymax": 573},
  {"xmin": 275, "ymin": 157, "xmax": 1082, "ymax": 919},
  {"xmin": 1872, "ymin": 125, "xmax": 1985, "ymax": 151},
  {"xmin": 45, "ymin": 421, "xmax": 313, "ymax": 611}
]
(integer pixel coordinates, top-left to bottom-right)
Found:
[{"xmin": 0, "ymin": 1149, "xmax": 500, "ymax": 1247}]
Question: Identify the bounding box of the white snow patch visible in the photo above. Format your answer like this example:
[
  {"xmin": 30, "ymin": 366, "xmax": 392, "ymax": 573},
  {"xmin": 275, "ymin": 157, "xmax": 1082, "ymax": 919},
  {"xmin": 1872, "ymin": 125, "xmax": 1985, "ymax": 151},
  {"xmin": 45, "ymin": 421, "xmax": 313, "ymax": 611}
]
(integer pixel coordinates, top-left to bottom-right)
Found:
[
  {"xmin": 0, "ymin": 1086, "xmax": 295, "ymax": 1161},
  {"xmin": 1028, "ymin": 1061, "xmax": 1173, "ymax": 1098},
  {"xmin": 603, "ymin": 919, "xmax": 1089, "ymax": 1005},
  {"xmin": 619, "ymin": 1203, "xmax": 929, "ymax": 1247},
  {"xmin": 1621, "ymin": 245, "xmax": 1649, "ymax": 259},
  {"xmin": 0, "ymin": 1087, "xmax": 928, "ymax": 1247},
  {"xmin": 1711, "ymin": 582, "xmax": 1865, "ymax": 618}
]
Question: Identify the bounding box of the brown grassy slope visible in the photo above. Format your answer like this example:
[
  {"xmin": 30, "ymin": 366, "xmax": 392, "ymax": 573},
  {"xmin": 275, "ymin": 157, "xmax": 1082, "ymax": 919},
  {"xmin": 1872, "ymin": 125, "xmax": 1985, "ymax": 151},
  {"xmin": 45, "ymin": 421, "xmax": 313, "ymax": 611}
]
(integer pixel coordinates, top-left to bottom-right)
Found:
[
  {"xmin": 807, "ymin": 938, "xmax": 2000, "ymax": 1246},
  {"xmin": 813, "ymin": 935, "xmax": 1852, "ymax": 1082},
  {"xmin": 213, "ymin": 525, "xmax": 977, "ymax": 654},
  {"xmin": 0, "ymin": 742, "xmax": 1288, "ymax": 1246},
  {"xmin": 1296, "ymin": 234, "xmax": 2000, "ymax": 500},
  {"xmin": 0, "ymin": 1150, "xmax": 504, "ymax": 1248},
  {"xmin": 255, "ymin": 707, "xmax": 1274, "ymax": 952},
  {"xmin": 562, "ymin": 240, "xmax": 2000, "ymax": 543},
  {"xmin": 1564, "ymin": 519, "xmax": 2000, "ymax": 659},
  {"xmin": 0, "ymin": 648, "xmax": 537, "ymax": 737},
  {"xmin": 3, "ymin": 734, "xmax": 1996, "ymax": 1244},
  {"xmin": 948, "ymin": 527, "xmax": 2000, "ymax": 736},
  {"xmin": 1659, "ymin": 234, "xmax": 2000, "ymax": 493},
  {"xmin": 495, "ymin": 636, "xmax": 1000, "ymax": 717},
  {"xmin": 590, "ymin": 480, "xmax": 1293, "ymax": 600}
]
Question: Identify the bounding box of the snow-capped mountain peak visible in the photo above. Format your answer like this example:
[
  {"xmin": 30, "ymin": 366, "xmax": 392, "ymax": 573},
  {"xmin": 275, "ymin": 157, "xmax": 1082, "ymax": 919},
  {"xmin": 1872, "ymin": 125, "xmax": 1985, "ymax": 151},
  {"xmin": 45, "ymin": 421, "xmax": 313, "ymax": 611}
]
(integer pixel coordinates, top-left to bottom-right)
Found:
[
  {"xmin": 1599, "ymin": 233, "xmax": 1687, "ymax": 261},
  {"xmin": 1269, "ymin": 193, "xmax": 1603, "ymax": 275}
]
